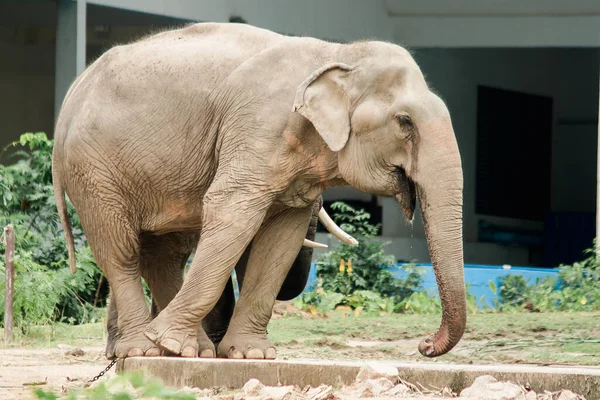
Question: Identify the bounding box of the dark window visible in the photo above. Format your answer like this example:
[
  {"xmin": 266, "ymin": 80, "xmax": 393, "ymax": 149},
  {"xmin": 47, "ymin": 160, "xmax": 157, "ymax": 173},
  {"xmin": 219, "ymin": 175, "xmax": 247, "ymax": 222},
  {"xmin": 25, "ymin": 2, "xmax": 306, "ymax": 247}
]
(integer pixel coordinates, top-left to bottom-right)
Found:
[{"xmin": 476, "ymin": 86, "xmax": 553, "ymax": 221}]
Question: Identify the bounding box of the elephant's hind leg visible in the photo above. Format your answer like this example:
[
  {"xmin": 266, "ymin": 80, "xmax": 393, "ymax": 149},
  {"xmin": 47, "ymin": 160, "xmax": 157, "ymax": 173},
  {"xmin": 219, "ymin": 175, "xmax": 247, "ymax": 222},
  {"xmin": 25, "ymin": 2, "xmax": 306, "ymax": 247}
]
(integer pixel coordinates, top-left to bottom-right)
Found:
[{"xmin": 81, "ymin": 211, "xmax": 159, "ymax": 358}]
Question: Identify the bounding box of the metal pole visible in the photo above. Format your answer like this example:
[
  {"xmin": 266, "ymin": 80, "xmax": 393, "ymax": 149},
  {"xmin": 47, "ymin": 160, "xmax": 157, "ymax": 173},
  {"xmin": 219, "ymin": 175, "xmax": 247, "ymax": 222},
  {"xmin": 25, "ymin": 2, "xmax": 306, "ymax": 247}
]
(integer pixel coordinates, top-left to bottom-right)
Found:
[{"xmin": 4, "ymin": 224, "xmax": 15, "ymax": 343}]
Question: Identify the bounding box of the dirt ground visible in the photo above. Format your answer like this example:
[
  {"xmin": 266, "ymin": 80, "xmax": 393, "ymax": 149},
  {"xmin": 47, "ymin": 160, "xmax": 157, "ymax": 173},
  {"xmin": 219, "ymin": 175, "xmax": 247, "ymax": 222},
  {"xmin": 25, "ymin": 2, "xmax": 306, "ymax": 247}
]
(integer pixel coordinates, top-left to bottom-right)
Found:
[
  {"xmin": 0, "ymin": 346, "xmax": 114, "ymax": 399},
  {"xmin": 2, "ymin": 306, "xmax": 600, "ymax": 398}
]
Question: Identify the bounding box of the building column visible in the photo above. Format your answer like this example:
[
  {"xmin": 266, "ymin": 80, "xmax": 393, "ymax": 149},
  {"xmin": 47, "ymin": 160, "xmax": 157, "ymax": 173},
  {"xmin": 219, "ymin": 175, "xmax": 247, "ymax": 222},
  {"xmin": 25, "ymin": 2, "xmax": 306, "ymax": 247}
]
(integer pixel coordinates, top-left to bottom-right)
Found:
[{"xmin": 54, "ymin": 0, "xmax": 86, "ymax": 119}]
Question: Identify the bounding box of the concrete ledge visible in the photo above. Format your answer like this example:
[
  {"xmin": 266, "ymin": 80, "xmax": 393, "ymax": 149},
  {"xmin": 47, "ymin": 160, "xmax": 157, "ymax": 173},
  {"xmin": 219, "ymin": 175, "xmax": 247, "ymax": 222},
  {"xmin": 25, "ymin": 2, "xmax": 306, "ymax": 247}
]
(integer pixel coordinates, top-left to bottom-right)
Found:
[{"xmin": 118, "ymin": 358, "xmax": 600, "ymax": 398}]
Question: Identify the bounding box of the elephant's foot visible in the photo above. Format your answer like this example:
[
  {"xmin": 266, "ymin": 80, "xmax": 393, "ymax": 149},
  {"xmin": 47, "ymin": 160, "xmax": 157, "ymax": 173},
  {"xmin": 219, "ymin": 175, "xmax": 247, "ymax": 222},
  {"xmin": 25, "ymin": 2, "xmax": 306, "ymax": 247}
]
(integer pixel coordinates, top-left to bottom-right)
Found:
[
  {"xmin": 217, "ymin": 333, "xmax": 277, "ymax": 359},
  {"xmin": 105, "ymin": 333, "xmax": 119, "ymax": 360},
  {"xmin": 144, "ymin": 317, "xmax": 198, "ymax": 358},
  {"xmin": 115, "ymin": 331, "xmax": 161, "ymax": 358},
  {"xmin": 196, "ymin": 326, "xmax": 217, "ymax": 358}
]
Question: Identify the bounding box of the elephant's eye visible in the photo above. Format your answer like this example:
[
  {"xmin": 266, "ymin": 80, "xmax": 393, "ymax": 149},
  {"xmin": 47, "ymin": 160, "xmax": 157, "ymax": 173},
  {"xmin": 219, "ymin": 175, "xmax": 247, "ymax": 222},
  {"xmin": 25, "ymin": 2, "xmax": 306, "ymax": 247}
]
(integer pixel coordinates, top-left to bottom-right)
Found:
[
  {"xmin": 395, "ymin": 113, "xmax": 413, "ymax": 127},
  {"xmin": 395, "ymin": 113, "xmax": 415, "ymax": 140}
]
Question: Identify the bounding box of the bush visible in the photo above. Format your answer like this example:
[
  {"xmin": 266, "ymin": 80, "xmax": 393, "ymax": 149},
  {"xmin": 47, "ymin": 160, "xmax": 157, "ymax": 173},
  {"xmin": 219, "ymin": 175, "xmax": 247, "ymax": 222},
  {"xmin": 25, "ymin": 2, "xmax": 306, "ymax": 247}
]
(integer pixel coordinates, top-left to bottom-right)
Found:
[
  {"xmin": 296, "ymin": 202, "xmax": 425, "ymax": 315},
  {"xmin": 489, "ymin": 242, "xmax": 600, "ymax": 312},
  {"xmin": 0, "ymin": 133, "xmax": 105, "ymax": 329}
]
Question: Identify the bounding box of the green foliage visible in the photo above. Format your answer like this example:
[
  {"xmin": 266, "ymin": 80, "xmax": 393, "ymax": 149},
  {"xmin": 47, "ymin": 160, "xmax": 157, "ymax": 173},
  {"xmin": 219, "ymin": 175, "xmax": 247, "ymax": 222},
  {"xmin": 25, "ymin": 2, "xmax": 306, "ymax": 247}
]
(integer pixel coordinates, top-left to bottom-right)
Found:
[
  {"xmin": 490, "ymin": 242, "xmax": 600, "ymax": 312},
  {"xmin": 295, "ymin": 202, "xmax": 426, "ymax": 315},
  {"xmin": 0, "ymin": 133, "xmax": 105, "ymax": 329},
  {"xmin": 498, "ymin": 274, "xmax": 530, "ymax": 308},
  {"xmin": 400, "ymin": 290, "xmax": 441, "ymax": 314},
  {"xmin": 315, "ymin": 202, "xmax": 424, "ymax": 306},
  {"xmin": 33, "ymin": 371, "xmax": 197, "ymax": 400}
]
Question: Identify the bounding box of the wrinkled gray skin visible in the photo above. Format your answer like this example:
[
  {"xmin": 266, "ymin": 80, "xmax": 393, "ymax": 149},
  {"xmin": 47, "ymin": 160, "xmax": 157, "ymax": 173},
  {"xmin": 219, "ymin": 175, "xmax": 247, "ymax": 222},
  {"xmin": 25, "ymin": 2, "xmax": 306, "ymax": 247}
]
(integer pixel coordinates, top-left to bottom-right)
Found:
[
  {"xmin": 104, "ymin": 196, "xmax": 322, "ymax": 359},
  {"xmin": 53, "ymin": 22, "xmax": 465, "ymax": 360}
]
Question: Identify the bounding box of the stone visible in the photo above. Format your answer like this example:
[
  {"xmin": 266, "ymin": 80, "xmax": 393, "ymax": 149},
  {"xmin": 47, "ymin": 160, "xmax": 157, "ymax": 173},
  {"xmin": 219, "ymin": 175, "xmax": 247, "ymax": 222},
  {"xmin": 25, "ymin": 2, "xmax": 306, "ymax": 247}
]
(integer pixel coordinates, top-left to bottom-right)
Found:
[
  {"xmin": 302, "ymin": 384, "xmax": 334, "ymax": 400},
  {"xmin": 355, "ymin": 362, "xmax": 399, "ymax": 382},
  {"xmin": 460, "ymin": 375, "xmax": 526, "ymax": 400},
  {"xmin": 388, "ymin": 383, "xmax": 410, "ymax": 396},
  {"xmin": 57, "ymin": 344, "xmax": 84, "ymax": 357},
  {"xmin": 261, "ymin": 384, "xmax": 295, "ymax": 399},
  {"xmin": 525, "ymin": 390, "xmax": 537, "ymax": 400},
  {"xmin": 357, "ymin": 378, "xmax": 395, "ymax": 397},
  {"xmin": 243, "ymin": 378, "xmax": 264, "ymax": 397},
  {"xmin": 556, "ymin": 390, "xmax": 585, "ymax": 400}
]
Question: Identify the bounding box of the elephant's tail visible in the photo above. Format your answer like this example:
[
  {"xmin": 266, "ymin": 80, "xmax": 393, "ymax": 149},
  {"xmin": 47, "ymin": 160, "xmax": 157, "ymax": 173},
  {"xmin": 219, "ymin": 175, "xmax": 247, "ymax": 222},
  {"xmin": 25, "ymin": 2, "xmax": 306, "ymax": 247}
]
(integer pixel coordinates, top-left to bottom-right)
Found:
[{"xmin": 53, "ymin": 168, "xmax": 77, "ymax": 274}]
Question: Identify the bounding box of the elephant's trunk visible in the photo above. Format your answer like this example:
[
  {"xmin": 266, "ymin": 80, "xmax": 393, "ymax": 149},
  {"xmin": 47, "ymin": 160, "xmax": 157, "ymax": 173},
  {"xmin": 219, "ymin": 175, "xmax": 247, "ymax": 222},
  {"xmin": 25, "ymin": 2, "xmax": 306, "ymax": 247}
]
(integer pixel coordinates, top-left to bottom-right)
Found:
[{"xmin": 411, "ymin": 119, "xmax": 466, "ymax": 357}]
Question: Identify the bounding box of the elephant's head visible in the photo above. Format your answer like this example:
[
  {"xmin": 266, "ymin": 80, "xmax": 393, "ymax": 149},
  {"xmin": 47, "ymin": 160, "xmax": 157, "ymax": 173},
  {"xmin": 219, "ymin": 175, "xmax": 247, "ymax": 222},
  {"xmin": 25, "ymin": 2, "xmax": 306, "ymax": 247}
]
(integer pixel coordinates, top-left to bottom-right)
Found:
[{"xmin": 293, "ymin": 43, "xmax": 465, "ymax": 357}]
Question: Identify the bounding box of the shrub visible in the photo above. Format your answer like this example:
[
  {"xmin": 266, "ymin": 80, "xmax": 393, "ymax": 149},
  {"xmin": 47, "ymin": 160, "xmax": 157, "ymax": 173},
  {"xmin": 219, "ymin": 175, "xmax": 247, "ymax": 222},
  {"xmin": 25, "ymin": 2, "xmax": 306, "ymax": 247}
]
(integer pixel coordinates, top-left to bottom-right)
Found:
[
  {"xmin": 488, "ymin": 242, "xmax": 600, "ymax": 312},
  {"xmin": 498, "ymin": 274, "xmax": 530, "ymax": 308},
  {"xmin": 0, "ymin": 133, "xmax": 105, "ymax": 328},
  {"xmin": 299, "ymin": 202, "xmax": 425, "ymax": 314}
]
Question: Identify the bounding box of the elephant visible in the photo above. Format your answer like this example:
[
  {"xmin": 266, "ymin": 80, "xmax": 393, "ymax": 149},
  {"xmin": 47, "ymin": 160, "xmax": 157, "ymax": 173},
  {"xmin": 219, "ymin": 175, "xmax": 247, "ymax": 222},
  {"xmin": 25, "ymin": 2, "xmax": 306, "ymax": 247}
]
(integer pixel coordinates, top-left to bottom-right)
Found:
[
  {"xmin": 52, "ymin": 22, "xmax": 465, "ymax": 360},
  {"xmin": 104, "ymin": 195, "xmax": 349, "ymax": 359}
]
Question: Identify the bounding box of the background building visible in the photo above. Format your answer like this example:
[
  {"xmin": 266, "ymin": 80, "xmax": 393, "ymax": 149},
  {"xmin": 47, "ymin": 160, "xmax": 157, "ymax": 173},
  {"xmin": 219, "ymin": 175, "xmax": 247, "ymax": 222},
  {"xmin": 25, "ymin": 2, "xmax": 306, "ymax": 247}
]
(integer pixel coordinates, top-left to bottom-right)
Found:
[{"xmin": 2, "ymin": 0, "xmax": 599, "ymax": 268}]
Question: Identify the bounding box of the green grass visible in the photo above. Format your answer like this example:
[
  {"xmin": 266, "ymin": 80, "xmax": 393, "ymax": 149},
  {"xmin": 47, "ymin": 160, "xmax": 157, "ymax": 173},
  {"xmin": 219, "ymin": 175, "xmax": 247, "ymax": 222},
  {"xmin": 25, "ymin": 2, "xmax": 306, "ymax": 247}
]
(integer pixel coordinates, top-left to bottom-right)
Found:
[
  {"xmin": 4, "ymin": 311, "xmax": 600, "ymax": 366},
  {"xmin": 268, "ymin": 311, "xmax": 600, "ymax": 365},
  {"xmin": 0, "ymin": 322, "xmax": 106, "ymax": 349}
]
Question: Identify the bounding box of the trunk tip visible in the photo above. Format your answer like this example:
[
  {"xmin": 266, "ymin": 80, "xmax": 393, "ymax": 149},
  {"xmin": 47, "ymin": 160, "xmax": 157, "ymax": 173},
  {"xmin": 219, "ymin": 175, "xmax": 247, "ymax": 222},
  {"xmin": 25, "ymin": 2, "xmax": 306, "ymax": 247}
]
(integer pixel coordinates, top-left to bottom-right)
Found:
[{"xmin": 418, "ymin": 337, "xmax": 436, "ymax": 357}]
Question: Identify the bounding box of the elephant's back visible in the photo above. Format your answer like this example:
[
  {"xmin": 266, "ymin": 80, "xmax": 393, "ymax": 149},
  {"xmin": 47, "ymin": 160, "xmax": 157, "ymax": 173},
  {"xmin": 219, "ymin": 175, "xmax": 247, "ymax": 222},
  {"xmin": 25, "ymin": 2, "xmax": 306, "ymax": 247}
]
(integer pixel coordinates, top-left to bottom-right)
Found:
[{"xmin": 54, "ymin": 23, "xmax": 284, "ymax": 179}]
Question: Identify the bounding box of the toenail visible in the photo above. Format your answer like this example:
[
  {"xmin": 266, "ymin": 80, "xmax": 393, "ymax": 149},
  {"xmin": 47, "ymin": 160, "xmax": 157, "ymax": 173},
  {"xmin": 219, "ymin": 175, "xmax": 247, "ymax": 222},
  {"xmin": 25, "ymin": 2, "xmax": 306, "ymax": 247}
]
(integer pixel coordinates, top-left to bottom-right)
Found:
[
  {"xmin": 199, "ymin": 349, "xmax": 215, "ymax": 358},
  {"xmin": 161, "ymin": 338, "xmax": 182, "ymax": 354},
  {"xmin": 246, "ymin": 348, "xmax": 264, "ymax": 359},
  {"xmin": 229, "ymin": 348, "xmax": 244, "ymax": 359},
  {"xmin": 181, "ymin": 347, "xmax": 197, "ymax": 358},
  {"xmin": 265, "ymin": 348, "xmax": 277, "ymax": 359}
]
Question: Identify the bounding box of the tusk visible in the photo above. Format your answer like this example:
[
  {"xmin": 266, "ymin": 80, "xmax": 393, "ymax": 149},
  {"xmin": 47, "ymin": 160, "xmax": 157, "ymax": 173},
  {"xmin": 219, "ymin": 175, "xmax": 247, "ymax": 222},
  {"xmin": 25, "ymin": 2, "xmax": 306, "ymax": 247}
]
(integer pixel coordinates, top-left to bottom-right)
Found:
[
  {"xmin": 303, "ymin": 239, "xmax": 328, "ymax": 249},
  {"xmin": 318, "ymin": 208, "xmax": 359, "ymax": 246}
]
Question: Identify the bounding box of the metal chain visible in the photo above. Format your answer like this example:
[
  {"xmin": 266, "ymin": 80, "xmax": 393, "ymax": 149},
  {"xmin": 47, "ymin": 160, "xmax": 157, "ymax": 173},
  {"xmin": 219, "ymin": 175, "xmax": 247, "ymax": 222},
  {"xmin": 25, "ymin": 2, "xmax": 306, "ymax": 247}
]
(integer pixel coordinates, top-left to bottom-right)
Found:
[{"xmin": 87, "ymin": 359, "xmax": 117, "ymax": 385}]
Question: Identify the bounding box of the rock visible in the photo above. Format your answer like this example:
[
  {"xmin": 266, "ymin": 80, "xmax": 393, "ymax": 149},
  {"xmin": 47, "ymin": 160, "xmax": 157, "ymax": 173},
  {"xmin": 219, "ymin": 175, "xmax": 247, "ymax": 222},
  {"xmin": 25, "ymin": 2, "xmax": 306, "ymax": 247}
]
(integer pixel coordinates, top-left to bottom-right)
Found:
[
  {"xmin": 261, "ymin": 384, "xmax": 295, "ymax": 399},
  {"xmin": 385, "ymin": 382, "xmax": 410, "ymax": 397},
  {"xmin": 337, "ymin": 378, "xmax": 400, "ymax": 398},
  {"xmin": 525, "ymin": 390, "xmax": 537, "ymax": 400},
  {"xmin": 356, "ymin": 362, "xmax": 399, "ymax": 382},
  {"xmin": 556, "ymin": 390, "xmax": 585, "ymax": 400},
  {"xmin": 243, "ymin": 378, "xmax": 264, "ymax": 397},
  {"xmin": 460, "ymin": 375, "xmax": 526, "ymax": 400},
  {"xmin": 57, "ymin": 344, "xmax": 85, "ymax": 357},
  {"xmin": 359, "ymin": 378, "xmax": 395, "ymax": 397},
  {"xmin": 302, "ymin": 384, "xmax": 334, "ymax": 400}
]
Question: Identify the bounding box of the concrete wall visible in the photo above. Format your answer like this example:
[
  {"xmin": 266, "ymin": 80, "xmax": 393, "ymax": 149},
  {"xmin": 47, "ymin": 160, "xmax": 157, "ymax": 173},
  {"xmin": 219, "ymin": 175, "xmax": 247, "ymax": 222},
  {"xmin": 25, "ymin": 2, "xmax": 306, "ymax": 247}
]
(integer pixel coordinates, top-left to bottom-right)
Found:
[
  {"xmin": 322, "ymin": 48, "xmax": 599, "ymax": 266},
  {"xmin": 0, "ymin": 42, "xmax": 56, "ymax": 148}
]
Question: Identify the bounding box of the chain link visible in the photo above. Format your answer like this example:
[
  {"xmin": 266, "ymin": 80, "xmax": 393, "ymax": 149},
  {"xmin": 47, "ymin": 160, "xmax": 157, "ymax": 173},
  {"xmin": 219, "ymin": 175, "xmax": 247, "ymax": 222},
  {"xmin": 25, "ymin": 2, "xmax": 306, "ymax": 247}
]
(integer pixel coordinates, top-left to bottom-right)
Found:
[{"xmin": 87, "ymin": 358, "xmax": 117, "ymax": 385}]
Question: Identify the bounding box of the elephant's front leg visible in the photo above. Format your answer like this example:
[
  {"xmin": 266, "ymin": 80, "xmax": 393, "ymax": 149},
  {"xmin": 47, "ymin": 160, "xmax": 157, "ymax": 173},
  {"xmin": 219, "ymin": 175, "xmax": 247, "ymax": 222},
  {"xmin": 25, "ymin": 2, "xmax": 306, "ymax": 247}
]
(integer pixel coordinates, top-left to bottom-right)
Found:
[
  {"xmin": 218, "ymin": 205, "xmax": 313, "ymax": 359},
  {"xmin": 143, "ymin": 188, "xmax": 274, "ymax": 356}
]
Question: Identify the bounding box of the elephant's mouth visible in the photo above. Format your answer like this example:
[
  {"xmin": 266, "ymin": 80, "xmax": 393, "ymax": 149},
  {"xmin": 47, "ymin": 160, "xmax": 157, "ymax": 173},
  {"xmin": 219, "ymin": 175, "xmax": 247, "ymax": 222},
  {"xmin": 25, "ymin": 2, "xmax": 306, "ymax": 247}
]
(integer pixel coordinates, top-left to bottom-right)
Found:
[{"xmin": 394, "ymin": 166, "xmax": 417, "ymax": 221}]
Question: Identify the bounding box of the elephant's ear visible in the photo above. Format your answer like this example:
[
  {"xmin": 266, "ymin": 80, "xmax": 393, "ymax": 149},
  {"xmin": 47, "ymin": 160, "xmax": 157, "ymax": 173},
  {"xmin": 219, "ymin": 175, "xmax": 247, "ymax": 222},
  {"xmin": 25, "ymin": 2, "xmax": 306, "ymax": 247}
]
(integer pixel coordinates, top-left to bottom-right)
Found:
[{"xmin": 292, "ymin": 63, "xmax": 354, "ymax": 152}]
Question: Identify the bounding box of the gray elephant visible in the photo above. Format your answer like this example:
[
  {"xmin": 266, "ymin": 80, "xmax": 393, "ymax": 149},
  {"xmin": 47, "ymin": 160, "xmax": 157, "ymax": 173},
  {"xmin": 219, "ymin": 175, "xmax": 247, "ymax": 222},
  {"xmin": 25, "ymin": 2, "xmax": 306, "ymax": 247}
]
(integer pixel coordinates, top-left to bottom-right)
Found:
[
  {"xmin": 53, "ymin": 22, "xmax": 465, "ymax": 360},
  {"xmin": 104, "ymin": 195, "xmax": 347, "ymax": 359}
]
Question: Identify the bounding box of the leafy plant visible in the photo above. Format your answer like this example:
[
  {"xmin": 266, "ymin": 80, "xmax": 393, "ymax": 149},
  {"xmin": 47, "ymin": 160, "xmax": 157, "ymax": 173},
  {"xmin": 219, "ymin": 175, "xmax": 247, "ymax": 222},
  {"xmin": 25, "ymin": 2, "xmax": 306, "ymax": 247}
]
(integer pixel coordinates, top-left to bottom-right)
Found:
[
  {"xmin": 400, "ymin": 290, "xmax": 441, "ymax": 314},
  {"xmin": 0, "ymin": 133, "xmax": 105, "ymax": 328},
  {"xmin": 33, "ymin": 371, "xmax": 197, "ymax": 399},
  {"xmin": 498, "ymin": 274, "xmax": 529, "ymax": 308},
  {"xmin": 314, "ymin": 202, "xmax": 424, "ymax": 311}
]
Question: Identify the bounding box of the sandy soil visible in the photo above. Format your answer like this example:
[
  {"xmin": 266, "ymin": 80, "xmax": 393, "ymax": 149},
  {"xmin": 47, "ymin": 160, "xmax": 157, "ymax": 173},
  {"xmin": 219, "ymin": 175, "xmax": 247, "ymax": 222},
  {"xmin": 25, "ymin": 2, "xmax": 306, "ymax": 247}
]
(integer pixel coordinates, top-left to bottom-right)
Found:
[{"xmin": 0, "ymin": 346, "xmax": 115, "ymax": 400}]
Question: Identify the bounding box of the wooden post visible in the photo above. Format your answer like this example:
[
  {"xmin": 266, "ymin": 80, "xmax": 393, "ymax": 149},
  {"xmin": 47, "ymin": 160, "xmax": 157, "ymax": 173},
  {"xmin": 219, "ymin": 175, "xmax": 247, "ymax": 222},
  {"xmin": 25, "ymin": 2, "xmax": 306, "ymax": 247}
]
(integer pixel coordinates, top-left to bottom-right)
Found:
[{"xmin": 4, "ymin": 224, "xmax": 15, "ymax": 343}]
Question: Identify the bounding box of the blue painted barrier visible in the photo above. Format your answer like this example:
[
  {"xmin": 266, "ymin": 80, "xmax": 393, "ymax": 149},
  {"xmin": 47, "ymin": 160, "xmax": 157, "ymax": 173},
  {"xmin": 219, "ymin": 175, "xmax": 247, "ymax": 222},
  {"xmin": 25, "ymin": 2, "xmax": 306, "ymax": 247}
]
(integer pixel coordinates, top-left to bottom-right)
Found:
[{"xmin": 305, "ymin": 262, "xmax": 560, "ymax": 309}]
